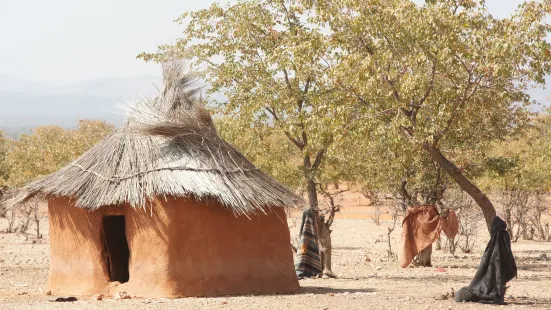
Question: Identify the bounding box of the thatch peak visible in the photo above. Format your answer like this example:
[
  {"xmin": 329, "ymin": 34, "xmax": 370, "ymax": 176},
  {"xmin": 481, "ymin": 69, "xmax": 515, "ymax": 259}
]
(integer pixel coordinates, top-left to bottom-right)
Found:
[
  {"xmin": 128, "ymin": 62, "xmax": 216, "ymax": 134},
  {"xmin": 9, "ymin": 63, "xmax": 302, "ymax": 215}
]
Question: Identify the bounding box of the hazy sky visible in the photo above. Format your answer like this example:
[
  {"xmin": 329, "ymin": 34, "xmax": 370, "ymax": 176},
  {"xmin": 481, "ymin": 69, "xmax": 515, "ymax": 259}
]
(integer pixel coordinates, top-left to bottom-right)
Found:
[{"xmin": 0, "ymin": 0, "xmax": 525, "ymax": 84}]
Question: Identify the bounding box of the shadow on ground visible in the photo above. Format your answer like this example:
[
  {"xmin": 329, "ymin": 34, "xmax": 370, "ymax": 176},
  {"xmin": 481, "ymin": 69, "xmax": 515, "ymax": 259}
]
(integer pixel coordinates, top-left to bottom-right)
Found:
[
  {"xmin": 300, "ymin": 286, "xmax": 376, "ymax": 295},
  {"xmin": 507, "ymin": 296, "xmax": 551, "ymax": 307}
]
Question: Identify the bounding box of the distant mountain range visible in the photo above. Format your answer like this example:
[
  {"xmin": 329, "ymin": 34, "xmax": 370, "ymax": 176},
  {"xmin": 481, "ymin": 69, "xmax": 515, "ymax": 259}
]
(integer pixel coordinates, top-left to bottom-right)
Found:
[
  {"xmin": 0, "ymin": 74, "xmax": 162, "ymax": 97},
  {"xmin": 0, "ymin": 74, "xmax": 163, "ymax": 137},
  {"xmin": 0, "ymin": 74, "xmax": 548, "ymax": 138}
]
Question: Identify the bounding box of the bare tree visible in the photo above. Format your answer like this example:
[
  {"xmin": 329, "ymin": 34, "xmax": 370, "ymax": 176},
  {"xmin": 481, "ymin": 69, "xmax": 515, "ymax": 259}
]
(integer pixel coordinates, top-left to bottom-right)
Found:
[
  {"xmin": 288, "ymin": 214, "xmax": 301, "ymax": 253},
  {"xmin": 527, "ymin": 192, "xmax": 549, "ymax": 241},
  {"xmin": 456, "ymin": 209, "xmax": 481, "ymax": 253},
  {"xmin": 17, "ymin": 205, "xmax": 32, "ymax": 240},
  {"xmin": 512, "ymin": 190, "xmax": 533, "ymax": 241},
  {"xmin": 0, "ymin": 187, "xmax": 8, "ymax": 219},
  {"xmin": 5, "ymin": 209, "xmax": 17, "ymax": 233},
  {"xmin": 385, "ymin": 202, "xmax": 402, "ymax": 262},
  {"xmin": 496, "ymin": 189, "xmax": 551, "ymax": 242},
  {"xmin": 441, "ymin": 189, "xmax": 480, "ymax": 255},
  {"xmin": 31, "ymin": 202, "xmax": 44, "ymax": 239},
  {"xmin": 363, "ymin": 189, "xmax": 383, "ymax": 226},
  {"xmin": 17, "ymin": 202, "xmax": 44, "ymax": 239}
]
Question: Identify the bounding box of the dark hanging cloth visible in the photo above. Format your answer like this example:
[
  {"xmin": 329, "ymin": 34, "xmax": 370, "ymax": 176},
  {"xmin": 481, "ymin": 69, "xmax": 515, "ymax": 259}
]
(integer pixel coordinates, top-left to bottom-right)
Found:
[
  {"xmin": 295, "ymin": 209, "xmax": 322, "ymax": 278},
  {"xmin": 455, "ymin": 216, "xmax": 517, "ymax": 305}
]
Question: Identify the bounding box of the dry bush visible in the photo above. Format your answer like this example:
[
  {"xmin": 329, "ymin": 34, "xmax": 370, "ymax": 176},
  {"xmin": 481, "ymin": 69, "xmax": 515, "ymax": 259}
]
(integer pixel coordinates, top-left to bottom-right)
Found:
[
  {"xmin": 526, "ymin": 192, "xmax": 550, "ymax": 241},
  {"xmin": 287, "ymin": 214, "xmax": 301, "ymax": 253},
  {"xmin": 385, "ymin": 203, "xmax": 402, "ymax": 262},
  {"xmin": 371, "ymin": 206, "xmax": 383, "ymax": 226},
  {"xmin": 375, "ymin": 192, "xmax": 406, "ymax": 262},
  {"xmin": 441, "ymin": 190, "xmax": 483, "ymax": 254},
  {"xmin": 0, "ymin": 203, "xmax": 6, "ymax": 219},
  {"xmin": 362, "ymin": 189, "xmax": 383, "ymax": 225},
  {"xmin": 455, "ymin": 207, "xmax": 482, "ymax": 253},
  {"xmin": 1, "ymin": 202, "xmax": 45, "ymax": 239},
  {"xmin": 17, "ymin": 205, "xmax": 32, "ymax": 240},
  {"xmin": 0, "ymin": 188, "xmax": 7, "ymax": 218},
  {"xmin": 497, "ymin": 190, "xmax": 551, "ymax": 242},
  {"xmin": 4, "ymin": 209, "xmax": 16, "ymax": 233}
]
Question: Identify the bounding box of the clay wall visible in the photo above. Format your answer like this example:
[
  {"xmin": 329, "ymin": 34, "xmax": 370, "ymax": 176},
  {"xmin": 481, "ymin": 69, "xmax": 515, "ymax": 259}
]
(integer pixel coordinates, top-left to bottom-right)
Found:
[{"xmin": 46, "ymin": 197, "xmax": 299, "ymax": 297}]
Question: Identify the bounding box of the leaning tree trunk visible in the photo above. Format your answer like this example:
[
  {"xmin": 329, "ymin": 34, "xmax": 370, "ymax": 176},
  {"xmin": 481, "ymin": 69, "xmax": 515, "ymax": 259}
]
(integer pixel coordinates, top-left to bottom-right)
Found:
[{"xmin": 423, "ymin": 143, "xmax": 496, "ymax": 232}]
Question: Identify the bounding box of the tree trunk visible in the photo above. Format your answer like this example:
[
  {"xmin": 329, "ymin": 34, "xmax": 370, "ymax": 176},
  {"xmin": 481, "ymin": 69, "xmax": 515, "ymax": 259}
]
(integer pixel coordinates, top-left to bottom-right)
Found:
[
  {"xmin": 303, "ymin": 152, "xmax": 334, "ymax": 277},
  {"xmin": 318, "ymin": 221, "xmax": 336, "ymax": 278},
  {"xmin": 415, "ymin": 245, "xmax": 433, "ymax": 267},
  {"xmin": 423, "ymin": 143, "xmax": 496, "ymax": 231},
  {"xmin": 306, "ymin": 179, "xmax": 319, "ymax": 211},
  {"xmin": 306, "ymin": 179, "xmax": 336, "ymax": 277},
  {"xmin": 447, "ymin": 237, "xmax": 457, "ymax": 255},
  {"xmin": 33, "ymin": 202, "xmax": 42, "ymax": 239},
  {"xmin": 7, "ymin": 210, "xmax": 16, "ymax": 233},
  {"xmin": 434, "ymin": 237, "xmax": 442, "ymax": 251},
  {"xmin": 504, "ymin": 207, "xmax": 514, "ymax": 238}
]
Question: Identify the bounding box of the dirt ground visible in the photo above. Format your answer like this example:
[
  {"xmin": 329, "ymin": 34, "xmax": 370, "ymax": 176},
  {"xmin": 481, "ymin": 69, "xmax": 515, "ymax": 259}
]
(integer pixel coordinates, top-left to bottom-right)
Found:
[{"xmin": 0, "ymin": 200, "xmax": 550, "ymax": 310}]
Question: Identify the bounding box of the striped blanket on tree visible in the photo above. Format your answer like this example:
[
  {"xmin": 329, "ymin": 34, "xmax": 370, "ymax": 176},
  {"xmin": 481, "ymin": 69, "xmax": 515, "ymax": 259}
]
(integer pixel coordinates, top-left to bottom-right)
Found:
[{"xmin": 295, "ymin": 209, "xmax": 322, "ymax": 278}]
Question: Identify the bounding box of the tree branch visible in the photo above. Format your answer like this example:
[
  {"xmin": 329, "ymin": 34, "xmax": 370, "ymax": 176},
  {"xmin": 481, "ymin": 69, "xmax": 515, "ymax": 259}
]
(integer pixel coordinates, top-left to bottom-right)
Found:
[
  {"xmin": 433, "ymin": 72, "xmax": 484, "ymax": 144},
  {"xmin": 264, "ymin": 106, "xmax": 305, "ymax": 149},
  {"xmin": 400, "ymin": 179, "xmax": 418, "ymax": 208},
  {"xmin": 312, "ymin": 149, "xmax": 326, "ymax": 170},
  {"xmin": 422, "ymin": 141, "xmax": 496, "ymax": 231},
  {"xmin": 317, "ymin": 184, "xmax": 347, "ymax": 228},
  {"xmin": 282, "ymin": 68, "xmax": 293, "ymax": 92},
  {"xmin": 298, "ymin": 77, "xmax": 311, "ymax": 112},
  {"xmin": 337, "ymin": 80, "xmax": 371, "ymax": 107},
  {"xmin": 414, "ymin": 61, "xmax": 438, "ymax": 125}
]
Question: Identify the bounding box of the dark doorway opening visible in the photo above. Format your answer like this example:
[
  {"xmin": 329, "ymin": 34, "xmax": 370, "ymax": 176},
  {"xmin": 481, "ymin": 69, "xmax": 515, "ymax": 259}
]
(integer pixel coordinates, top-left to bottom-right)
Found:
[{"xmin": 102, "ymin": 215, "xmax": 130, "ymax": 283}]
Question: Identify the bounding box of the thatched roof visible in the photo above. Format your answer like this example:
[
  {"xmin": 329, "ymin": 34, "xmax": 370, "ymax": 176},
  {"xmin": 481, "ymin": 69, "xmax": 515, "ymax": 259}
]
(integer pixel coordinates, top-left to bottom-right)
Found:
[{"xmin": 9, "ymin": 63, "xmax": 302, "ymax": 215}]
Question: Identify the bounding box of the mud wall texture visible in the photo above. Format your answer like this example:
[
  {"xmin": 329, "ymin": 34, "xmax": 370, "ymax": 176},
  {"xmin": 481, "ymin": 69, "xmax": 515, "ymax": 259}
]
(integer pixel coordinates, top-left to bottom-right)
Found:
[
  {"xmin": 48, "ymin": 197, "xmax": 108, "ymax": 295},
  {"xmin": 47, "ymin": 197, "xmax": 299, "ymax": 297}
]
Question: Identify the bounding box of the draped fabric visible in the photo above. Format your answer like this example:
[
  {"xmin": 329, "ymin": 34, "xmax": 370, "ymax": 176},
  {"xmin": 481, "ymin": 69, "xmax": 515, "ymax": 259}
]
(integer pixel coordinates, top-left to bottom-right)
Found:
[
  {"xmin": 295, "ymin": 209, "xmax": 322, "ymax": 278},
  {"xmin": 455, "ymin": 216, "xmax": 517, "ymax": 305},
  {"xmin": 401, "ymin": 205, "xmax": 459, "ymax": 268}
]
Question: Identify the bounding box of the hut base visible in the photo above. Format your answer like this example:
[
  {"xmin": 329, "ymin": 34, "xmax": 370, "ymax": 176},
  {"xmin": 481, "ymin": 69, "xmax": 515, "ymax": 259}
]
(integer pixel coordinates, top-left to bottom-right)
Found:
[{"xmin": 47, "ymin": 197, "xmax": 299, "ymax": 298}]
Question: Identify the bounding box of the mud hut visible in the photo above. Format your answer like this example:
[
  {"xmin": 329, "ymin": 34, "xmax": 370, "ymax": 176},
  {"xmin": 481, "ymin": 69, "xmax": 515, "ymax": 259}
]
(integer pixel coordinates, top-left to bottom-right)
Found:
[{"xmin": 9, "ymin": 64, "xmax": 302, "ymax": 298}]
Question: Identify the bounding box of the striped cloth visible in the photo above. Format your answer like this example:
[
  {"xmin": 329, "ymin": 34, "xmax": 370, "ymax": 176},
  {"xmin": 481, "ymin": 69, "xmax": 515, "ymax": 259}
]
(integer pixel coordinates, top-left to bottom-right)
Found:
[{"xmin": 295, "ymin": 209, "xmax": 322, "ymax": 278}]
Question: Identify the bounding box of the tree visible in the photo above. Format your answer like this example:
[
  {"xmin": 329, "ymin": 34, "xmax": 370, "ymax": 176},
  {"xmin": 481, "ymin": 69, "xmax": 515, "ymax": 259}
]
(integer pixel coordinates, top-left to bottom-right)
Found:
[
  {"xmin": 7, "ymin": 126, "xmax": 73, "ymax": 188},
  {"xmin": 216, "ymin": 117, "xmax": 302, "ymax": 190},
  {"xmin": 71, "ymin": 120, "xmax": 115, "ymax": 157},
  {"xmin": 5, "ymin": 121, "xmax": 113, "ymax": 238},
  {"xmin": 0, "ymin": 132, "xmax": 9, "ymax": 187},
  {"xmin": 314, "ymin": 0, "xmax": 551, "ymax": 230},
  {"xmin": 0, "ymin": 131, "xmax": 11, "ymax": 217},
  {"xmin": 7, "ymin": 120, "xmax": 114, "ymax": 188},
  {"xmin": 339, "ymin": 127, "xmax": 472, "ymax": 266},
  {"xmin": 139, "ymin": 0, "xmax": 360, "ymax": 277},
  {"xmin": 480, "ymin": 110, "xmax": 551, "ymax": 240}
]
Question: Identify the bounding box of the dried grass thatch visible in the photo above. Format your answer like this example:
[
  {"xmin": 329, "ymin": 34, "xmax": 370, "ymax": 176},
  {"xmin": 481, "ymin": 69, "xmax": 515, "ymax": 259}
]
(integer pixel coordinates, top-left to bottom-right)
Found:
[{"xmin": 9, "ymin": 62, "xmax": 303, "ymax": 215}]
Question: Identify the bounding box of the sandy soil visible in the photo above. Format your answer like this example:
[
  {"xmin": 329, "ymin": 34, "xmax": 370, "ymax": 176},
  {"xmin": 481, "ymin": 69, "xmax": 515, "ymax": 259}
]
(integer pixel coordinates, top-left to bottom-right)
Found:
[{"xmin": 0, "ymin": 202, "xmax": 550, "ymax": 310}]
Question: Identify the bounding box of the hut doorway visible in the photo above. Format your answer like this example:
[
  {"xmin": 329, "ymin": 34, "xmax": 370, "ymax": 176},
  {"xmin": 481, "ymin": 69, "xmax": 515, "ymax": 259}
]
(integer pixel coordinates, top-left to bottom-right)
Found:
[{"xmin": 102, "ymin": 215, "xmax": 130, "ymax": 283}]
